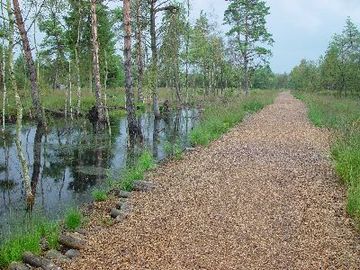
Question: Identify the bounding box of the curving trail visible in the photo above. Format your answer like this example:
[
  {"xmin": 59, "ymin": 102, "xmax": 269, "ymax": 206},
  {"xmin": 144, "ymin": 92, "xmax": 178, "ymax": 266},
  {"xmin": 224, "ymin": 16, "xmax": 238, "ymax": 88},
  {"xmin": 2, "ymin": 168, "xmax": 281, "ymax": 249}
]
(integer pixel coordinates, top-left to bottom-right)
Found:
[{"xmin": 66, "ymin": 92, "xmax": 360, "ymax": 269}]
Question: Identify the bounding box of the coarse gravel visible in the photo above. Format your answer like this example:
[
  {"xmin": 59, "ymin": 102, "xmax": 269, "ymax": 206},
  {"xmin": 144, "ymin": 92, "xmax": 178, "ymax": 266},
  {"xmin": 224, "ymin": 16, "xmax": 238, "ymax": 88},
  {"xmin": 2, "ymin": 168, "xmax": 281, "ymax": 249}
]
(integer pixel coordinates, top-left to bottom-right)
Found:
[{"xmin": 65, "ymin": 92, "xmax": 360, "ymax": 270}]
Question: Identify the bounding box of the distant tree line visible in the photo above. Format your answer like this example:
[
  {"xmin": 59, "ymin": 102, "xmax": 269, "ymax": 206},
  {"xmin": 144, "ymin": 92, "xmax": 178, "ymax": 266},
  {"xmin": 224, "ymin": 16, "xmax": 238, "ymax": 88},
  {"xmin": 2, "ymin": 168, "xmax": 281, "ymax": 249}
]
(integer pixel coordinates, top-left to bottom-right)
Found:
[{"xmin": 289, "ymin": 18, "xmax": 360, "ymax": 96}]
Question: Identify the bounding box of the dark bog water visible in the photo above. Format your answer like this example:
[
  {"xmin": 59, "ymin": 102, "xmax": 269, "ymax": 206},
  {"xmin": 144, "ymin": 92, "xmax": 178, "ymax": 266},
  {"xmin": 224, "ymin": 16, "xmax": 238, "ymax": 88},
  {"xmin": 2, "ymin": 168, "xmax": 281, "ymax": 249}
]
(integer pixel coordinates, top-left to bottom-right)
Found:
[{"xmin": 0, "ymin": 108, "xmax": 198, "ymax": 236}]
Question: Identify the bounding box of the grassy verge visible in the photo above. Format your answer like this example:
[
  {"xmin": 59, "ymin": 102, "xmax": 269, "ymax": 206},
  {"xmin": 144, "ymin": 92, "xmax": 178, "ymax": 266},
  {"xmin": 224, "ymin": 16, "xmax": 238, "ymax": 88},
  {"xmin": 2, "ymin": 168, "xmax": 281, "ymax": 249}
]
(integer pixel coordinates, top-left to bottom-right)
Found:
[
  {"xmin": 293, "ymin": 91, "xmax": 360, "ymax": 221},
  {"xmin": 64, "ymin": 208, "xmax": 84, "ymax": 231},
  {"xmin": 119, "ymin": 151, "xmax": 155, "ymax": 191},
  {"xmin": 0, "ymin": 217, "xmax": 59, "ymax": 268},
  {"xmin": 190, "ymin": 90, "xmax": 277, "ymax": 146}
]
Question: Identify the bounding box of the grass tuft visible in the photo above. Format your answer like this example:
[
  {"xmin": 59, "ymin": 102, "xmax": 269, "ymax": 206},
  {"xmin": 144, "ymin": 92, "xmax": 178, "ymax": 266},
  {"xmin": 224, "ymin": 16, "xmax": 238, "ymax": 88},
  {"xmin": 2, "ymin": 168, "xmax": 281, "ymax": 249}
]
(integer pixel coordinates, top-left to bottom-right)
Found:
[
  {"xmin": 91, "ymin": 189, "xmax": 108, "ymax": 202},
  {"xmin": 121, "ymin": 151, "xmax": 155, "ymax": 191},
  {"xmin": 64, "ymin": 208, "xmax": 83, "ymax": 231},
  {"xmin": 0, "ymin": 219, "xmax": 59, "ymax": 268}
]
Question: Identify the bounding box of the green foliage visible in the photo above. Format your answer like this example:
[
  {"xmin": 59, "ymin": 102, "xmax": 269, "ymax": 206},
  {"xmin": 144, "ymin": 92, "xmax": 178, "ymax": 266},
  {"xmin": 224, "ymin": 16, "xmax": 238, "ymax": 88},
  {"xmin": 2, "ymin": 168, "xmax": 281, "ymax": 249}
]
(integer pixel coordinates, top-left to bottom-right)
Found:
[
  {"xmin": 290, "ymin": 18, "xmax": 360, "ymax": 96},
  {"xmin": 91, "ymin": 189, "xmax": 108, "ymax": 202},
  {"xmin": 0, "ymin": 220, "xmax": 59, "ymax": 268},
  {"xmin": 298, "ymin": 93, "xmax": 360, "ymax": 221},
  {"xmin": 289, "ymin": 59, "xmax": 320, "ymax": 91},
  {"xmin": 224, "ymin": 0, "xmax": 274, "ymax": 92},
  {"xmin": 64, "ymin": 208, "xmax": 83, "ymax": 231},
  {"xmin": 164, "ymin": 141, "xmax": 183, "ymax": 160},
  {"xmin": 243, "ymin": 100, "xmax": 264, "ymax": 113},
  {"xmin": 252, "ymin": 66, "xmax": 276, "ymax": 89},
  {"xmin": 190, "ymin": 90, "xmax": 276, "ymax": 146},
  {"xmin": 121, "ymin": 151, "xmax": 155, "ymax": 191}
]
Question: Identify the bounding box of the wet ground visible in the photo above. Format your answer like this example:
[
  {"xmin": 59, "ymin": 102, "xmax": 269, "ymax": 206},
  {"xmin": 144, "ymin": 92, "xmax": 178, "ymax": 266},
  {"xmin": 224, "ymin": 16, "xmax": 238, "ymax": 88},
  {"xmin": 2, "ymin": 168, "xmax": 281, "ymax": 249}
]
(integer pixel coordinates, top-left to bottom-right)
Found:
[{"xmin": 0, "ymin": 108, "xmax": 198, "ymax": 236}]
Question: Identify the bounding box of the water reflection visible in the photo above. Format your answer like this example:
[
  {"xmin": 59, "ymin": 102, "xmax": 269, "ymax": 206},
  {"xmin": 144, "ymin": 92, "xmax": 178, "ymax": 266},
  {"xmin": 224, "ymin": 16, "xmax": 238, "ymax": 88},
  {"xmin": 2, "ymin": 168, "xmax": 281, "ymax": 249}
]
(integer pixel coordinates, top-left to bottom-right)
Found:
[{"xmin": 0, "ymin": 108, "xmax": 198, "ymax": 234}]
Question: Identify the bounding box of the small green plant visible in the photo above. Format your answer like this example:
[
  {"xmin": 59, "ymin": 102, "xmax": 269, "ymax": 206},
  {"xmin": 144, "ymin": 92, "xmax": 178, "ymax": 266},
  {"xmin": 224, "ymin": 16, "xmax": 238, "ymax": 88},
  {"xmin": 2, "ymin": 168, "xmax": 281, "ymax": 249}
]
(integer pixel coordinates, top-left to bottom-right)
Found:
[
  {"xmin": 243, "ymin": 100, "xmax": 264, "ymax": 112},
  {"xmin": 91, "ymin": 189, "xmax": 108, "ymax": 202},
  {"xmin": 0, "ymin": 220, "xmax": 59, "ymax": 268},
  {"xmin": 164, "ymin": 141, "xmax": 183, "ymax": 160},
  {"xmin": 121, "ymin": 151, "xmax": 155, "ymax": 191},
  {"xmin": 64, "ymin": 208, "xmax": 83, "ymax": 231}
]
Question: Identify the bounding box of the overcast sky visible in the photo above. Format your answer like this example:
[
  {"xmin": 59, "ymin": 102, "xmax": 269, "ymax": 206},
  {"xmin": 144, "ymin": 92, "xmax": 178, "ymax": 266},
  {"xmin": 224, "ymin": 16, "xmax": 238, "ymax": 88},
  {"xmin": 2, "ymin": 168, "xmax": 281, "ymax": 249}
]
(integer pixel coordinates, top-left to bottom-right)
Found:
[{"xmin": 190, "ymin": 0, "xmax": 360, "ymax": 73}]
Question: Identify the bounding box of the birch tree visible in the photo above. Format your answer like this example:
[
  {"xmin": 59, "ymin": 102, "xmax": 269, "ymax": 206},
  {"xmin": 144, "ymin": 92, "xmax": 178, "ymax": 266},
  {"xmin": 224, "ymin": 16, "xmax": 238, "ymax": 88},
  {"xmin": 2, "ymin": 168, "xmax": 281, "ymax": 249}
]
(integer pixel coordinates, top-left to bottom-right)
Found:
[
  {"xmin": 90, "ymin": 0, "xmax": 106, "ymax": 127},
  {"xmin": 123, "ymin": 0, "xmax": 142, "ymax": 138},
  {"xmin": 8, "ymin": 0, "xmax": 33, "ymax": 209},
  {"xmin": 13, "ymin": 0, "xmax": 45, "ymax": 124}
]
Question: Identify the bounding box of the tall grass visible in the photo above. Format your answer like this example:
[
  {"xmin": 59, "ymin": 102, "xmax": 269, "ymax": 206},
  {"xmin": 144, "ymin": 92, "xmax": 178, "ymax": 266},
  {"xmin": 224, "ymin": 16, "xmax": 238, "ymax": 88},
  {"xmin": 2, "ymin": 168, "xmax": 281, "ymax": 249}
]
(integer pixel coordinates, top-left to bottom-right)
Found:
[
  {"xmin": 121, "ymin": 151, "xmax": 155, "ymax": 191},
  {"xmin": 294, "ymin": 91, "xmax": 360, "ymax": 220},
  {"xmin": 64, "ymin": 208, "xmax": 83, "ymax": 231},
  {"xmin": 190, "ymin": 90, "xmax": 277, "ymax": 146},
  {"xmin": 0, "ymin": 218, "xmax": 59, "ymax": 268}
]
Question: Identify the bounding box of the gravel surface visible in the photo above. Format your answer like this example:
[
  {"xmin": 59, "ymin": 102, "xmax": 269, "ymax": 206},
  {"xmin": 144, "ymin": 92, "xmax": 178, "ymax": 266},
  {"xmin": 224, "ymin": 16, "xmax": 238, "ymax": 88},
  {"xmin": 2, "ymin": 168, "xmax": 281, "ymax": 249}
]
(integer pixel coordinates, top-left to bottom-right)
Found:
[{"xmin": 65, "ymin": 92, "xmax": 360, "ymax": 269}]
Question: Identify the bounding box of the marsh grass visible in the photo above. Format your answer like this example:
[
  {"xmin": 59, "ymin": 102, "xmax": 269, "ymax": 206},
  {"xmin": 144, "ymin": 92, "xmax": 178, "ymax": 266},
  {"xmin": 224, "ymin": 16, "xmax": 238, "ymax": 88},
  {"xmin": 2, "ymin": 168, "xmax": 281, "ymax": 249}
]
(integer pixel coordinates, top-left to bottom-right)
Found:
[
  {"xmin": 0, "ymin": 217, "xmax": 59, "ymax": 268},
  {"xmin": 64, "ymin": 208, "xmax": 83, "ymax": 231},
  {"xmin": 91, "ymin": 189, "xmax": 108, "ymax": 202},
  {"xmin": 164, "ymin": 141, "xmax": 183, "ymax": 160},
  {"xmin": 190, "ymin": 90, "xmax": 277, "ymax": 146},
  {"xmin": 121, "ymin": 151, "xmax": 155, "ymax": 191},
  {"xmin": 294, "ymin": 91, "xmax": 360, "ymax": 221}
]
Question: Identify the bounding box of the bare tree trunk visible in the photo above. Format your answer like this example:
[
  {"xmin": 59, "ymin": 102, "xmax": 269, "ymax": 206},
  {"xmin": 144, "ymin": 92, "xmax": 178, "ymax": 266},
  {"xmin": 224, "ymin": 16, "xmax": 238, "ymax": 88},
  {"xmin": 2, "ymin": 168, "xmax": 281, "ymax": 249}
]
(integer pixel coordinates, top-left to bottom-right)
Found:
[
  {"xmin": 185, "ymin": 0, "xmax": 190, "ymax": 103},
  {"xmin": 90, "ymin": 0, "xmax": 106, "ymax": 125},
  {"xmin": 29, "ymin": 122, "xmax": 44, "ymax": 211},
  {"xmin": 13, "ymin": 0, "xmax": 44, "ymax": 124},
  {"xmin": 1, "ymin": 2, "xmax": 6, "ymax": 132},
  {"xmin": 104, "ymin": 51, "xmax": 111, "ymax": 136},
  {"xmin": 8, "ymin": 0, "xmax": 33, "ymax": 208},
  {"xmin": 135, "ymin": 0, "xmax": 144, "ymax": 104},
  {"xmin": 68, "ymin": 59, "xmax": 73, "ymax": 120},
  {"xmin": 124, "ymin": 0, "xmax": 142, "ymax": 138},
  {"xmin": 175, "ymin": 58, "xmax": 181, "ymax": 103},
  {"xmin": 243, "ymin": 58, "xmax": 249, "ymax": 96},
  {"xmin": 33, "ymin": 2, "xmax": 40, "ymax": 83},
  {"xmin": 75, "ymin": 4, "xmax": 82, "ymax": 116},
  {"xmin": 150, "ymin": 0, "xmax": 160, "ymax": 119}
]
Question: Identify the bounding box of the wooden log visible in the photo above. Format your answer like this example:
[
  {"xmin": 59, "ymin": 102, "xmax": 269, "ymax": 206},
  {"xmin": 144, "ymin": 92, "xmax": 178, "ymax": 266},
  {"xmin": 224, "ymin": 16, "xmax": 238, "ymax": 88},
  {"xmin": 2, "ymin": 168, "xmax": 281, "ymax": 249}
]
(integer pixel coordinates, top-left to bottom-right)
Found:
[
  {"xmin": 132, "ymin": 180, "xmax": 156, "ymax": 192},
  {"xmin": 114, "ymin": 211, "xmax": 128, "ymax": 223},
  {"xmin": 8, "ymin": 262, "xmax": 30, "ymax": 270},
  {"xmin": 22, "ymin": 252, "xmax": 61, "ymax": 270},
  {"xmin": 59, "ymin": 234, "xmax": 86, "ymax": 250},
  {"xmin": 119, "ymin": 191, "xmax": 131, "ymax": 198},
  {"xmin": 110, "ymin": 208, "xmax": 122, "ymax": 218},
  {"xmin": 45, "ymin": 249, "xmax": 70, "ymax": 263},
  {"xmin": 64, "ymin": 249, "xmax": 80, "ymax": 259},
  {"xmin": 116, "ymin": 198, "xmax": 128, "ymax": 209},
  {"xmin": 111, "ymin": 189, "xmax": 131, "ymax": 198},
  {"xmin": 121, "ymin": 201, "xmax": 132, "ymax": 214}
]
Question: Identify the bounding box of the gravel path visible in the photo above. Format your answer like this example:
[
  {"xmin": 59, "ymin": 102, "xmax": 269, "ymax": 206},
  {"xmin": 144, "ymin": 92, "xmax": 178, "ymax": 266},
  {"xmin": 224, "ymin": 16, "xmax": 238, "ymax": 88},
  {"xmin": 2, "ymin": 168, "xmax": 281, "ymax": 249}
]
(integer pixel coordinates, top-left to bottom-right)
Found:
[{"xmin": 66, "ymin": 92, "xmax": 360, "ymax": 269}]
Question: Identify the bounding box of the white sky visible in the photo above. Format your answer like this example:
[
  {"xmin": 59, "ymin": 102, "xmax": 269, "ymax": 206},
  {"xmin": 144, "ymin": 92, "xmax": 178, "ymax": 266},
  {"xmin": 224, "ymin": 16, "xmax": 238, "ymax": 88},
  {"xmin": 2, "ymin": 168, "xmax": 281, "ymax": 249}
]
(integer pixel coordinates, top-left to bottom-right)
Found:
[{"xmin": 190, "ymin": 0, "xmax": 360, "ymax": 73}]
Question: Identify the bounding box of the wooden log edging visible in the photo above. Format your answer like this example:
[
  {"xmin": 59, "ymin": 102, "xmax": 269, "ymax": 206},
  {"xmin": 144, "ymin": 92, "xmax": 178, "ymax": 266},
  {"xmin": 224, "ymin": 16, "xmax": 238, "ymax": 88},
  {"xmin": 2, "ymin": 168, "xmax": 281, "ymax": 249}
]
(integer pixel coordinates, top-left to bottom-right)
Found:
[
  {"xmin": 22, "ymin": 252, "xmax": 62, "ymax": 270},
  {"xmin": 8, "ymin": 262, "xmax": 30, "ymax": 270},
  {"xmin": 132, "ymin": 180, "xmax": 156, "ymax": 192},
  {"xmin": 59, "ymin": 234, "xmax": 86, "ymax": 250}
]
